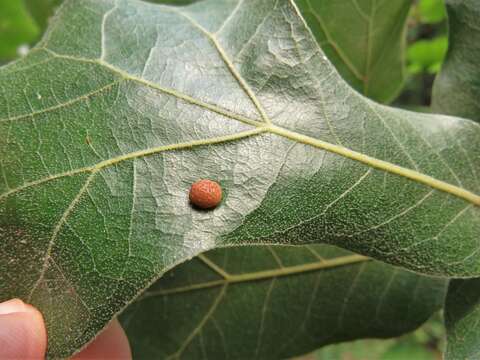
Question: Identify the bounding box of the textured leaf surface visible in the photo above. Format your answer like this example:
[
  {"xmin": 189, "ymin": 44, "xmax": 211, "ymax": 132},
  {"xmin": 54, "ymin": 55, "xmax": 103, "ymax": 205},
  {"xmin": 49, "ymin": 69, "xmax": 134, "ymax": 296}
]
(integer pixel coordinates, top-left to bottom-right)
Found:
[
  {"xmin": 121, "ymin": 244, "xmax": 447, "ymax": 359},
  {"xmin": 432, "ymin": 0, "xmax": 480, "ymax": 123},
  {"xmin": 433, "ymin": 3, "xmax": 480, "ymax": 359},
  {"xmin": 445, "ymin": 279, "xmax": 480, "ymax": 360},
  {"xmin": 295, "ymin": 0, "xmax": 412, "ymax": 103},
  {"xmin": 0, "ymin": 0, "xmax": 479, "ymax": 356}
]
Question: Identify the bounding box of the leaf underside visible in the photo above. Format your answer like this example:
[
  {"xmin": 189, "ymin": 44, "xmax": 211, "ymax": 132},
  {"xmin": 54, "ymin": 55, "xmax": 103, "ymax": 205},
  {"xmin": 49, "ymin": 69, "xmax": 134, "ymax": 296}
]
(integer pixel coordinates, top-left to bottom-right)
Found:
[
  {"xmin": 121, "ymin": 244, "xmax": 447, "ymax": 359},
  {"xmin": 0, "ymin": 0, "xmax": 479, "ymax": 356},
  {"xmin": 433, "ymin": 1, "xmax": 480, "ymax": 359},
  {"xmin": 445, "ymin": 279, "xmax": 480, "ymax": 360},
  {"xmin": 432, "ymin": 0, "xmax": 480, "ymax": 123}
]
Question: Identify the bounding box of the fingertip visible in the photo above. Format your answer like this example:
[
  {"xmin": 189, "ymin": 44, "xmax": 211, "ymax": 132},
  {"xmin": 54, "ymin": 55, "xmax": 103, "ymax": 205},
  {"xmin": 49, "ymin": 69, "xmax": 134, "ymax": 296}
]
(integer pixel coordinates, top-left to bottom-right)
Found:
[
  {"xmin": 0, "ymin": 298, "xmax": 27, "ymax": 315},
  {"xmin": 0, "ymin": 299, "xmax": 47, "ymax": 359},
  {"xmin": 73, "ymin": 319, "xmax": 131, "ymax": 360}
]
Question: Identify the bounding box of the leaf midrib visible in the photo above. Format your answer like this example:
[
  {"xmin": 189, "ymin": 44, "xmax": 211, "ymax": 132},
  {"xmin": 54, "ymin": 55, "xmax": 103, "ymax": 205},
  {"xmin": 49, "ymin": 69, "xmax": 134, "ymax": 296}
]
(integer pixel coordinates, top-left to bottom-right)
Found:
[
  {"xmin": 139, "ymin": 253, "xmax": 371, "ymax": 299},
  {"xmin": 1, "ymin": 46, "xmax": 480, "ymax": 207}
]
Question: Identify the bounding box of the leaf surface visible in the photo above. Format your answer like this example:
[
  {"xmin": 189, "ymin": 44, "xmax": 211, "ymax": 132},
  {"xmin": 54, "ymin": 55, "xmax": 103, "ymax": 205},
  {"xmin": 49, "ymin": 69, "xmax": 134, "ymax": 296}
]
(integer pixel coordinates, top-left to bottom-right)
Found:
[
  {"xmin": 295, "ymin": 0, "xmax": 412, "ymax": 103},
  {"xmin": 121, "ymin": 245, "xmax": 446, "ymax": 359},
  {"xmin": 432, "ymin": 2, "xmax": 480, "ymax": 359},
  {"xmin": 432, "ymin": 0, "xmax": 480, "ymax": 122},
  {"xmin": 445, "ymin": 279, "xmax": 480, "ymax": 360},
  {"xmin": 0, "ymin": 0, "xmax": 479, "ymax": 356}
]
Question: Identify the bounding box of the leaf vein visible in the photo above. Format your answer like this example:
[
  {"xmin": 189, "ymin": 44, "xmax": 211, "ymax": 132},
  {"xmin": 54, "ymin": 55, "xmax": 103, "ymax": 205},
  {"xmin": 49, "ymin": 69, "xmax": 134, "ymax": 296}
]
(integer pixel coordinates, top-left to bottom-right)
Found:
[
  {"xmin": 140, "ymin": 254, "xmax": 370, "ymax": 299},
  {"xmin": 27, "ymin": 171, "xmax": 97, "ymax": 302},
  {"xmin": 0, "ymin": 129, "xmax": 266, "ymax": 201},
  {"xmin": 168, "ymin": 7, "xmax": 272, "ymax": 124},
  {"xmin": 254, "ymin": 278, "xmax": 276, "ymax": 359},
  {"xmin": 0, "ymin": 80, "xmax": 121, "ymax": 123},
  {"xmin": 167, "ymin": 284, "xmax": 228, "ymax": 360}
]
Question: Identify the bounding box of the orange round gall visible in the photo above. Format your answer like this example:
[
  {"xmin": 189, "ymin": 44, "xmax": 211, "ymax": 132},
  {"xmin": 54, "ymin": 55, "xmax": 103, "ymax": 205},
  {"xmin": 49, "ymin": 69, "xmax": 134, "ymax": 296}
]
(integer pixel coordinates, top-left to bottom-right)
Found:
[{"xmin": 189, "ymin": 179, "xmax": 223, "ymax": 210}]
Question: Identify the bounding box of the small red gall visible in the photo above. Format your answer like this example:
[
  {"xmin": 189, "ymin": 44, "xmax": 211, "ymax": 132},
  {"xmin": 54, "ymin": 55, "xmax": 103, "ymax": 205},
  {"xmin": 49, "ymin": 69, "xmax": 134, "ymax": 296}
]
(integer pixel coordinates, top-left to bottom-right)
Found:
[{"xmin": 189, "ymin": 179, "xmax": 222, "ymax": 210}]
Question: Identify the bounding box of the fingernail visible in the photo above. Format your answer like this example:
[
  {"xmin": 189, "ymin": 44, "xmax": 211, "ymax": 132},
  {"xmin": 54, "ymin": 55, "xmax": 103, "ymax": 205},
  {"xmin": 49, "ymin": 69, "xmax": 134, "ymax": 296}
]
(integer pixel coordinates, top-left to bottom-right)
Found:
[{"xmin": 0, "ymin": 298, "xmax": 27, "ymax": 315}]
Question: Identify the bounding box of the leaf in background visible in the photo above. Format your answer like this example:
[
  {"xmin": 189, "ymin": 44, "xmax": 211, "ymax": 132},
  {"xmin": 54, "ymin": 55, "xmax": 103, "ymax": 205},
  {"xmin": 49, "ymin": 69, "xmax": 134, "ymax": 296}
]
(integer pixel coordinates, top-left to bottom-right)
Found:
[
  {"xmin": 24, "ymin": 0, "xmax": 63, "ymax": 33},
  {"xmin": 417, "ymin": 0, "xmax": 447, "ymax": 24},
  {"xmin": 295, "ymin": 0, "xmax": 412, "ymax": 103},
  {"xmin": 0, "ymin": 0, "xmax": 39, "ymax": 61},
  {"xmin": 121, "ymin": 245, "xmax": 447, "ymax": 359},
  {"xmin": 432, "ymin": 0, "xmax": 480, "ymax": 123},
  {"xmin": 407, "ymin": 37, "xmax": 448, "ymax": 75},
  {"xmin": 444, "ymin": 279, "xmax": 480, "ymax": 360},
  {"xmin": 0, "ymin": 0, "xmax": 479, "ymax": 356},
  {"xmin": 431, "ymin": 3, "xmax": 480, "ymax": 360}
]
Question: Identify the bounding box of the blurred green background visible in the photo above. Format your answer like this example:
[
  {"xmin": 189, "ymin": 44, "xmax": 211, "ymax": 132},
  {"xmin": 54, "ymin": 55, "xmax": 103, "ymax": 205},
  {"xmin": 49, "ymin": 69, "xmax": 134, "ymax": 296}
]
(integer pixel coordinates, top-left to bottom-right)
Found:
[{"xmin": 0, "ymin": 0, "xmax": 449, "ymax": 359}]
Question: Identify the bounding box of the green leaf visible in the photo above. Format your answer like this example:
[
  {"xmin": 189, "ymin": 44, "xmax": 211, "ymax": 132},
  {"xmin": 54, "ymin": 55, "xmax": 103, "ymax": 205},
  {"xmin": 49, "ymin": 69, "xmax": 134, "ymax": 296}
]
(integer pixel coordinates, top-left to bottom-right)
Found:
[
  {"xmin": 0, "ymin": 0, "xmax": 39, "ymax": 61},
  {"xmin": 407, "ymin": 37, "xmax": 448, "ymax": 75},
  {"xmin": 432, "ymin": 0, "xmax": 480, "ymax": 123},
  {"xmin": 417, "ymin": 0, "xmax": 447, "ymax": 24},
  {"xmin": 295, "ymin": 0, "xmax": 412, "ymax": 103},
  {"xmin": 444, "ymin": 279, "xmax": 480, "ymax": 360},
  {"xmin": 24, "ymin": 0, "xmax": 64, "ymax": 33},
  {"xmin": 25, "ymin": 0, "xmax": 414, "ymax": 104},
  {"xmin": 0, "ymin": 0, "xmax": 479, "ymax": 356},
  {"xmin": 431, "ymin": 3, "xmax": 480, "ymax": 359},
  {"xmin": 121, "ymin": 245, "xmax": 446, "ymax": 359}
]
